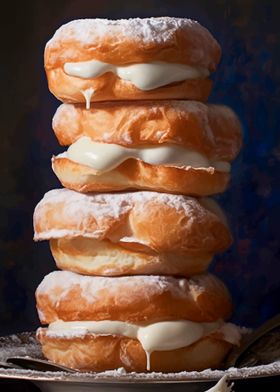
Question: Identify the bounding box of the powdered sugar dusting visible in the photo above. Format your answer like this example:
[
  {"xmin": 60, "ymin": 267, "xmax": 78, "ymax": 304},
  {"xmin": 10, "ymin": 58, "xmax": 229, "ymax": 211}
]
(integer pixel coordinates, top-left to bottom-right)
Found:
[
  {"xmin": 34, "ymin": 188, "xmax": 131, "ymax": 240},
  {"xmin": 0, "ymin": 356, "xmax": 279, "ymax": 382},
  {"xmin": 36, "ymin": 270, "xmax": 195, "ymax": 305},
  {"xmin": 33, "ymin": 188, "xmax": 224, "ymax": 241},
  {"xmin": 34, "ymin": 189, "xmax": 228, "ymax": 243},
  {"xmin": 45, "ymin": 17, "xmax": 221, "ymax": 70},
  {"xmin": 37, "ymin": 188, "xmax": 219, "ymax": 217},
  {"xmin": 0, "ymin": 333, "xmax": 42, "ymax": 363},
  {"xmin": 47, "ymin": 17, "xmax": 200, "ymax": 48}
]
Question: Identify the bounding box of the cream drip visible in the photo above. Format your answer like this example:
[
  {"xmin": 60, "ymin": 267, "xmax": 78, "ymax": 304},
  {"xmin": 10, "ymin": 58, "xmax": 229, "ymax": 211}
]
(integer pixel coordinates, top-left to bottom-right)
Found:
[
  {"xmin": 64, "ymin": 60, "xmax": 209, "ymax": 91},
  {"xmin": 81, "ymin": 87, "xmax": 94, "ymax": 109},
  {"xmin": 47, "ymin": 319, "xmax": 239, "ymax": 371},
  {"xmin": 66, "ymin": 137, "xmax": 231, "ymax": 173}
]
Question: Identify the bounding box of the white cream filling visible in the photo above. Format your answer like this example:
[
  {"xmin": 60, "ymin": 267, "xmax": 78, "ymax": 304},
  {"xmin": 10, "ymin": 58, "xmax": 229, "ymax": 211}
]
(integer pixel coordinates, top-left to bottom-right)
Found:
[
  {"xmin": 64, "ymin": 60, "xmax": 209, "ymax": 91},
  {"xmin": 66, "ymin": 137, "xmax": 231, "ymax": 173},
  {"xmin": 48, "ymin": 319, "xmax": 237, "ymax": 370}
]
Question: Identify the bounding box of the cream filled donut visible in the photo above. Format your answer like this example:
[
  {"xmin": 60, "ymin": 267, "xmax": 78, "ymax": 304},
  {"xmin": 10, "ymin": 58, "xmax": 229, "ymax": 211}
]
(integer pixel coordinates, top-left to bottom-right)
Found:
[
  {"xmin": 33, "ymin": 189, "xmax": 232, "ymax": 277},
  {"xmin": 36, "ymin": 271, "xmax": 241, "ymax": 372},
  {"xmin": 51, "ymin": 101, "xmax": 242, "ymax": 196},
  {"xmin": 44, "ymin": 17, "xmax": 221, "ymax": 103}
]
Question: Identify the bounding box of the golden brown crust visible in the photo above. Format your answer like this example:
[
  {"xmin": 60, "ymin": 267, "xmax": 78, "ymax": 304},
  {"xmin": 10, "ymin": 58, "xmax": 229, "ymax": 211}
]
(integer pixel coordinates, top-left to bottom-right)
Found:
[
  {"xmin": 53, "ymin": 101, "xmax": 242, "ymax": 162},
  {"xmin": 52, "ymin": 156, "xmax": 230, "ymax": 196},
  {"xmin": 50, "ymin": 237, "xmax": 212, "ymax": 277},
  {"xmin": 35, "ymin": 271, "xmax": 233, "ymax": 324},
  {"xmin": 46, "ymin": 69, "xmax": 212, "ymax": 103},
  {"xmin": 45, "ymin": 18, "xmax": 221, "ymax": 70},
  {"xmin": 33, "ymin": 189, "xmax": 232, "ymax": 256},
  {"xmin": 37, "ymin": 329, "xmax": 232, "ymax": 372}
]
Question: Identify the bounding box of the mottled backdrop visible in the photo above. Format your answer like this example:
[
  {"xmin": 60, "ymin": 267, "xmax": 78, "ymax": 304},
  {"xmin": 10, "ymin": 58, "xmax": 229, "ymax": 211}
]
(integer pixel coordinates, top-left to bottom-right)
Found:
[{"xmin": 0, "ymin": 0, "xmax": 279, "ymax": 335}]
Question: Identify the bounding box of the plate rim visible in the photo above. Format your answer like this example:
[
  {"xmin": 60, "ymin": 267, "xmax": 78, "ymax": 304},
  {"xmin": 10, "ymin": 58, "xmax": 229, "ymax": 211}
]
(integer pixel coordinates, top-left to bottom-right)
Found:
[{"xmin": 0, "ymin": 368, "xmax": 279, "ymax": 384}]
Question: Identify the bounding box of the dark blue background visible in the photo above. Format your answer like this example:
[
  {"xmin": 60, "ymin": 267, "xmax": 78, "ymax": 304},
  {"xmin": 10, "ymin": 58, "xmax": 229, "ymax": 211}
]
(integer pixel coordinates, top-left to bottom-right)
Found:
[{"xmin": 0, "ymin": 0, "xmax": 279, "ymax": 335}]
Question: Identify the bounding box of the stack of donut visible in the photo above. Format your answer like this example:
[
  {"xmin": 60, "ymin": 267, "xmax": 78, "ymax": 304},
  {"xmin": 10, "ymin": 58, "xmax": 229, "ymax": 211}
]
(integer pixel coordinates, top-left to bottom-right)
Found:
[{"xmin": 33, "ymin": 17, "xmax": 242, "ymax": 372}]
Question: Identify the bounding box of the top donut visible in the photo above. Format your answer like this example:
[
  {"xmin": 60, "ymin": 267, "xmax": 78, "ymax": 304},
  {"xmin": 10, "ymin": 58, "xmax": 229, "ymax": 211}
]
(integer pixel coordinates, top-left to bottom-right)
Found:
[{"xmin": 45, "ymin": 17, "xmax": 221, "ymax": 103}]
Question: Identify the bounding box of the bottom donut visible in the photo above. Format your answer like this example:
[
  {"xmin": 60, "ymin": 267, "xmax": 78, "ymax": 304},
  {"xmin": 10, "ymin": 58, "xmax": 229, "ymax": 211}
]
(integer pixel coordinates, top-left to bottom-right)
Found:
[
  {"xmin": 35, "ymin": 271, "xmax": 241, "ymax": 372},
  {"xmin": 37, "ymin": 328, "xmax": 234, "ymax": 372}
]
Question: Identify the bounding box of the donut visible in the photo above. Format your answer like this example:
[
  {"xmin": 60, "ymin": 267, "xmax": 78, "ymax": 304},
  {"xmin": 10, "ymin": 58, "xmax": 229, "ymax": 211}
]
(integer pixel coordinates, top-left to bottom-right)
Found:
[
  {"xmin": 36, "ymin": 271, "xmax": 241, "ymax": 372},
  {"xmin": 33, "ymin": 189, "xmax": 232, "ymax": 277},
  {"xmin": 44, "ymin": 17, "xmax": 221, "ymax": 103},
  {"xmin": 51, "ymin": 101, "xmax": 242, "ymax": 196}
]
